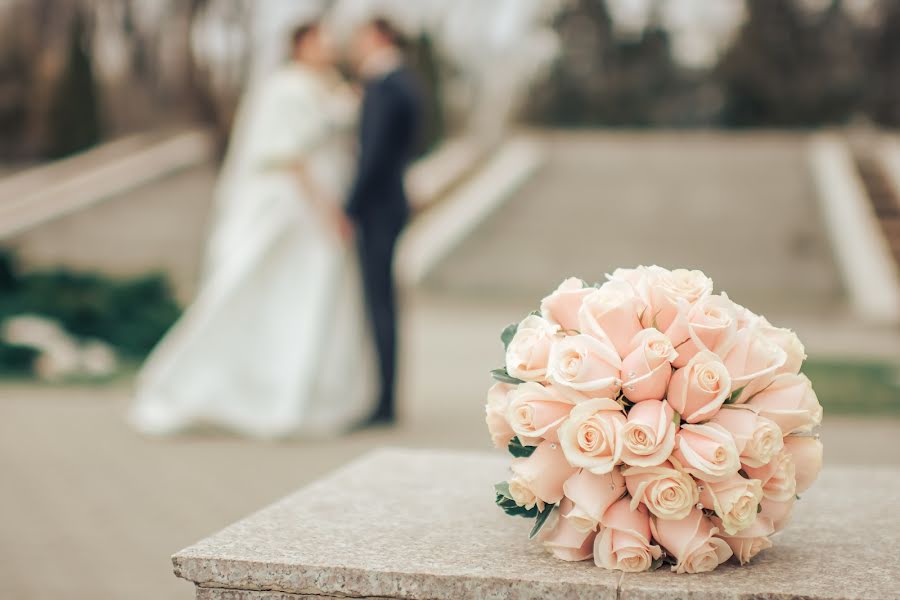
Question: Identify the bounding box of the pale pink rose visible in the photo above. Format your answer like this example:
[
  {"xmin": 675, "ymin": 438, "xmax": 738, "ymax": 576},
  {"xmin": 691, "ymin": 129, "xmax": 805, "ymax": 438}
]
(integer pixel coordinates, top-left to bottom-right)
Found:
[
  {"xmin": 578, "ymin": 281, "xmax": 646, "ymax": 358},
  {"xmin": 710, "ymin": 408, "xmax": 784, "ymax": 468},
  {"xmin": 743, "ymin": 451, "xmax": 796, "ymax": 503},
  {"xmin": 783, "ymin": 435, "xmax": 823, "ymax": 494},
  {"xmin": 594, "ymin": 498, "xmax": 662, "ymax": 572},
  {"xmin": 671, "ymin": 423, "xmax": 741, "ymax": 482},
  {"xmin": 540, "ymin": 278, "xmax": 592, "ymax": 331},
  {"xmin": 505, "ymin": 383, "xmax": 577, "ymax": 444},
  {"xmin": 606, "ymin": 266, "xmax": 652, "ymax": 289},
  {"xmin": 508, "ymin": 475, "xmax": 544, "ymax": 512},
  {"xmin": 759, "ymin": 495, "xmax": 795, "ymax": 532},
  {"xmin": 745, "ymin": 374, "xmax": 822, "ymax": 435},
  {"xmin": 558, "ymin": 398, "xmax": 626, "ymax": 474},
  {"xmin": 624, "ymin": 459, "xmax": 698, "ymax": 521},
  {"xmin": 511, "ymin": 440, "xmax": 578, "ymax": 506},
  {"xmin": 620, "ymin": 329, "xmax": 677, "ymax": 402},
  {"xmin": 698, "ymin": 473, "xmax": 763, "ymax": 535},
  {"xmin": 620, "ymin": 400, "xmax": 677, "ymax": 467},
  {"xmin": 651, "ymin": 508, "xmax": 733, "ymax": 574},
  {"xmin": 641, "ymin": 267, "xmax": 714, "ymax": 333},
  {"xmin": 542, "ymin": 498, "xmax": 596, "ymax": 561},
  {"xmin": 757, "ymin": 317, "xmax": 807, "ymax": 376},
  {"xmin": 562, "ymin": 468, "xmax": 626, "ymax": 532},
  {"xmin": 547, "ymin": 334, "xmax": 622, "ymax": 397},
  {"xmin": 505, "ymin": 315, "xmax": 560, "ymax": 382},
  {"xmin": 667, "ymin": 351, "xmax": 732, "ymax": 423},
  {"xmin": 669, "ymin": 295, "xmax": 739, "ymax": 368},
  {"xmin": 485, "ymin": 383, "xmax": 516, "ymax": 449},
  {"xmin": 715, "ymin": 515, "xmax": 774, "ymax": 565},
  {"xmin": 723, "ymin": 325, "xmax": 787, "ymax": 399},
  {"xmin": 728, "ymin": 296, "xmax": 762, "ymax": 330}
]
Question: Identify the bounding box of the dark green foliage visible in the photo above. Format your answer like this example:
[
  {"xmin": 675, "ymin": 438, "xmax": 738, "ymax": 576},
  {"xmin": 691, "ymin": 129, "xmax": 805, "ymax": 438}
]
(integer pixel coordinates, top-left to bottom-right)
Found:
[
  {"xmin": 507, "ymin": 436, "xmax": 536, "ymax": 458},
  {"xmin": 0, "ymin": 250, "xmax": 180, "ymax": 374},
  {"xmin": 500, "ymin": 322, "xmax": 518, "ymax": 350},
  {"xmin": 46, "ymin": 11, "xmax": 102, "ymax": 158},
  {"xmin": 490, "ymin": 368, "xmax": 525, "ymax": 385}
]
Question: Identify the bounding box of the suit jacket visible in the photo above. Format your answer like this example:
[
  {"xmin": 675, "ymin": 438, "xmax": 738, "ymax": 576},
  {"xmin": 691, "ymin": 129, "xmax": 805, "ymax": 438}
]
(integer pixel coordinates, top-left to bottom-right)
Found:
[{"xmin": 346, "ymin": 66, "xmax": 420, "ymax": 226}]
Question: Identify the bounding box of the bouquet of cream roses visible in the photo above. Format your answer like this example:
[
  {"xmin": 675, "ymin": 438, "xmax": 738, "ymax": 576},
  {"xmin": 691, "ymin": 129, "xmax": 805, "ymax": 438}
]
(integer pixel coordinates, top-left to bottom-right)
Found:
[{"xmin": 486, "ymin": 266, "xmax": 823, "ymax": 573}]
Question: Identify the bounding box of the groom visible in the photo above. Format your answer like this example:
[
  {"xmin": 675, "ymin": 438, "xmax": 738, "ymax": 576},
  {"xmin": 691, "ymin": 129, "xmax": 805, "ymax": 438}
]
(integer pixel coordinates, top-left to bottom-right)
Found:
[{"xmin": 346, "ymin": 18, "xmax": 421, "ymax": 425}]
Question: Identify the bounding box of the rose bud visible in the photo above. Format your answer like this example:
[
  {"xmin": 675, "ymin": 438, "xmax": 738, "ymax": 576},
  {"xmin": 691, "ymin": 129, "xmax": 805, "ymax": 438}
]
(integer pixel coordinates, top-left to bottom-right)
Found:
[
  {"xmin": 722, "ymin": 325, "xmax": 787, "ymax": 401},
  {"xmin": 505, "ymin": 315, "xmax": 560, "ymax": 382},
  {"xmin": 594, "ymin": 498, "xmax": 662, "ymax": 573},
  {"xmin": 667, "ymin": 351, "xmax": 732, "ymax": 423},
  {"xmin": 547, "ymin": 334, "xmax": 622, "ymax": 397},
  {"xmin": 669, "ymin": 294, "xmax": 739, "ymax": 368},
  {"xmin": 743, "ymin": 451, "xmax": 796, "ymax": 502},
  {"xmin": 540, "ymin": 277, "xmax": 592, "ymax": 332},
  {"xmin": 620, "ymin": 400, "xmax": 677, "ymax": 467},
  {"xmin": 757, "ymin": 317, "xmax": 807, "ymax": 376},
  {"xmin": 542, "ymin": 498, "xmax": 596, "ymax": 561},
  {"xmin": 671, "ymin": 423, "xmax": 741, "ymax": 482},
  {"xmin": 745, "ymin": 374, "xmax": 822, "ymax": 435},
  {"xmin": 620, "ymin": 328, "xmax": 677, "ymax": 402},
  {"xmin": 714, "ymin": 514, "xmax": 774, "ymax": 565},
  {"xmin": 759, "ymin": 495, "xmax": 795, "ymax": 532},
  {"xmin": 511, "ymin": 440, "xmax": 577, "ymax": 506},
  {"xmin": 485, "ymin": 382, "xmax": 516, "ymax": 449},
  {"xmin": 578, "ymin": 281, "xmax": 646, "ymax": 358},
  {"xmin": 651, "ymin": 508, "xmax": 733, "ymax": 574},
  {"xmin": 624, "ymin": 459, "xmax": 698, "ymax": 521},
  {"xmin": 698, "ymin": 473, "xmax": 763, "ymax": 535},
  {"xmin": 505, "ymin": 383, "xmax": 577, "ymax": 444},
  {"xmin": 783, "ymin": 435, "xmax": 823, "ymax": 494},
  {"xmin": 710, "ymin": 407, "xmax": 784, "ymax": 468},
  {"xmin": 558, "ymin": 397, "xmax": 626, "ymax": 475},
  {"xmin": 562, "ymin": 468, "xmax": 626, "ymax": 532},
  {"xmin": 507, "ymin": 475, "xmax": 544, "ymax": 511},
  {"xmin": 642, "ymin": 267, "xmax": 714, "ymax": 333}
]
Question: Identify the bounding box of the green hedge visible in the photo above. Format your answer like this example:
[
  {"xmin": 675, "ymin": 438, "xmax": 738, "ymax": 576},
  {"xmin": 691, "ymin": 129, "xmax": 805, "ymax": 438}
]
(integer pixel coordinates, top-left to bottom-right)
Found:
[{"xmin": 0, "ymin": 251, "xmax": 180, "ymax": 374}]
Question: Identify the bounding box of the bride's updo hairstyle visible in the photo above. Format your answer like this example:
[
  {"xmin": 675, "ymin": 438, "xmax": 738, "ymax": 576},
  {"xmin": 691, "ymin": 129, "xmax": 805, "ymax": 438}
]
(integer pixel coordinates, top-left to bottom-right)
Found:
[{"xmin": 290, "ymin": 20, "xmax": 334, "ymax": 68}]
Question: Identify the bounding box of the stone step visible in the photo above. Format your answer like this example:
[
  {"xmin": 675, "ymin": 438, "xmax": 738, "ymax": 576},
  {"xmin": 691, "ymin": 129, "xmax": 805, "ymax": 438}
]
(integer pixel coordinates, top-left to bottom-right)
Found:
[{"xmin": 172, "ymin": 448, "xmax": 900, "ymax": 600}]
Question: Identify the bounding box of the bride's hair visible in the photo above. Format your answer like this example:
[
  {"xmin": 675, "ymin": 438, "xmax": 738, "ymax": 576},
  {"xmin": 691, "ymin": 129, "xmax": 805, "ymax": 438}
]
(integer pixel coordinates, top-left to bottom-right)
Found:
[{"xmin": 290, "ymin": 21, "xmax": 320, "ymax": 53}]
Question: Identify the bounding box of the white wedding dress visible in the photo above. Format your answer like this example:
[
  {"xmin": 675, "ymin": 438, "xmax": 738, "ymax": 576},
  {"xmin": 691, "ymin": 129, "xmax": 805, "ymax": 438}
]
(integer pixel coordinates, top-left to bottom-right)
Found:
[{"xmin": 130, "ymin": 64, "xmax": 377, "ymax": 438}]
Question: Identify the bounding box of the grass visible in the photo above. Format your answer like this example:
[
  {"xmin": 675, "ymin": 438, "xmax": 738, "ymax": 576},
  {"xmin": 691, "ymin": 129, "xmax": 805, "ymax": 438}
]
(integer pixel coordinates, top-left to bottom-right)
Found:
[{"xmin": 804, "ymin": 359, "xmax": 900, "ymax": 416}]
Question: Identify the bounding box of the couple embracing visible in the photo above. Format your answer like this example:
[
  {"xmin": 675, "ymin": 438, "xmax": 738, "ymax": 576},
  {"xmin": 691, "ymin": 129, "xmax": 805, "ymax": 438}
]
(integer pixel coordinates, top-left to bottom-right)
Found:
[{"xmin": 130, "ymin": 18, "xmax": 421, "ymax": 438}]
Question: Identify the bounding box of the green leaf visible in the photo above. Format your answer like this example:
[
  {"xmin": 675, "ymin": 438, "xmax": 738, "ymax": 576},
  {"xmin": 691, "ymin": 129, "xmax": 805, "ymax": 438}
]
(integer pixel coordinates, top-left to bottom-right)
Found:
[
  {"xmin": 507, "ymin": 436, "xmax": 536, "ymax": 458},
  {"xmin": 491, "ymin": 368, "xmax": 525, "ymax": 385},
  {"xmin": 529, "ymin": 504, "xmax": 555, "ymax": 539},
  {"xmin": 738, "ymin": 469, "xmax": 749, "ymax": 478},
  {"xmin": 495, "ymin": 491, "xmax": 538, "ymax": 518},
  {"xmin": 500, "ymin": 323, "xmax": 518, "ymax": 350},
  {"xmin": 757, "ymin": 503, "xmax": 762, "ymax": 513},
  {"xmin": 672, "ymin": 410, "xmax": 681, "ymax": 425},
  {"xmin": 724, "ymin": 385, "xmax": 746, "ymax": 405},
  {"xmin": 649, "ymin": 555, "xmax": 666, "ymax": 571},
  {"xmin": 494, "ymin": 481, "xmax": 511, "ymax": 497},
  {"xmin": 795, "ymin": 494, "xmax": 801, "ymax": 501},
  {"xmin": 529, "ymin": 310, "xmax": 541, "ymax": 317}
]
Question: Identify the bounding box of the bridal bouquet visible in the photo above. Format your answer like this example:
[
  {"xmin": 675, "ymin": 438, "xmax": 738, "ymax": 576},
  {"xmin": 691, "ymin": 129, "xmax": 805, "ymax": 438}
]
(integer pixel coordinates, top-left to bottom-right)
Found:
[{"xmin": 486, "ymin": 267, "xmax": 823, "ymax": 574}]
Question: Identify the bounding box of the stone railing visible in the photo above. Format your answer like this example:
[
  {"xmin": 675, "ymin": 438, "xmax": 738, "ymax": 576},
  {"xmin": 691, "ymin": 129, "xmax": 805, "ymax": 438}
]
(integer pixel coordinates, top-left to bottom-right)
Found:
[{"xmin": 172, "ymin": 448, "xmax": 898, "ymax": 600}]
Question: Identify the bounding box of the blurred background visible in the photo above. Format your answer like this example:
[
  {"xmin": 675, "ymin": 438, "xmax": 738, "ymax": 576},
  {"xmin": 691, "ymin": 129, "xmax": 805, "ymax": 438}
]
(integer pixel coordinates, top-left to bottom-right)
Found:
[{"xmin": 0, "ymin": 0, "xmax": 898, "ymax": 598}]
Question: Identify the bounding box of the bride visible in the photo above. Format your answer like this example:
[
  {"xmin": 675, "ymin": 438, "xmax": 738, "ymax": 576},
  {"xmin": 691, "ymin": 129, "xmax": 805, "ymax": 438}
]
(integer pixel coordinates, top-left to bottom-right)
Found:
[{"xmin": 130, "ymin": 21, "xmax": 376, "ymax": 438}]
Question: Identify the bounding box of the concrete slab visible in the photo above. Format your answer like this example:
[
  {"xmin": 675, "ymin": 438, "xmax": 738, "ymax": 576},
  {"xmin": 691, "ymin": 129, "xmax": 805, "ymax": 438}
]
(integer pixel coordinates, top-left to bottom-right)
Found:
[{"xmin": 173, "ymin": 448, "xmax": 900, "ymax": 600}]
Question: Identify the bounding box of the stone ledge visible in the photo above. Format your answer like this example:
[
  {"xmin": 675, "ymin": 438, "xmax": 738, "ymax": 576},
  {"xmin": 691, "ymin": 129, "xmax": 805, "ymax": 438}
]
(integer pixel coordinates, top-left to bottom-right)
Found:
[{"xmin": 173, "ymin": 448, "xmax": 900, "ymax": 600}]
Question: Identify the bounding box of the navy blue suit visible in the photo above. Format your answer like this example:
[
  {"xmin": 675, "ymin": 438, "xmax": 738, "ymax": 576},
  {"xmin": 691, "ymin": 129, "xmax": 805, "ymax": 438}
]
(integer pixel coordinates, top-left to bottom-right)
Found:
[{"xmin": 347, "ymin": 65, "xmax": 420, "ymax": 421}]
